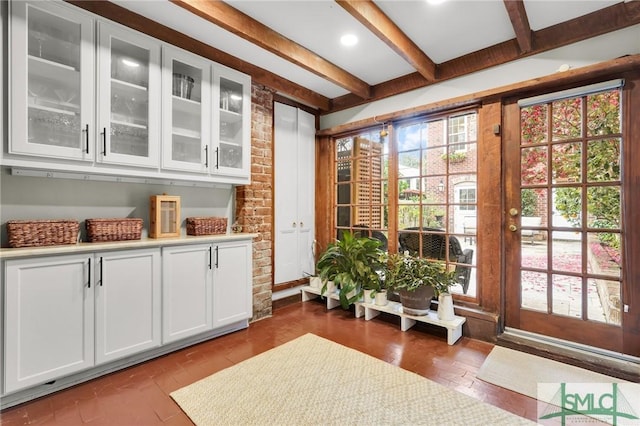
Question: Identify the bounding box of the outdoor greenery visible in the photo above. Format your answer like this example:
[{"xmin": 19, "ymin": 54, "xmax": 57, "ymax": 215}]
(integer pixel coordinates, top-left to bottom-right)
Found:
[{"xmin": 520, "ymin": 89, "xmax": 621, "ymax": 249}]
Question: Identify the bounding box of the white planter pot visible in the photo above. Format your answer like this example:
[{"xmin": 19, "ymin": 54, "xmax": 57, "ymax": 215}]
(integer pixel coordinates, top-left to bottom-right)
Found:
[
  {"xmin": 309, "ymin": 276, "xmax": 322, "ymax": 289},
  {"xmin": 324, "ymin": 280, "xmax": 336, "ymax": 295},
  {"xmin": 437, "ymin": 293, "xmax": 455, "ymax": 321},
  {"xmin": 375, "ymin": 290, "xmax": 388, "ymax": 306},
  {"xmin": 363, "ymin": 289, "xmax": 375, "ymax": 304}
]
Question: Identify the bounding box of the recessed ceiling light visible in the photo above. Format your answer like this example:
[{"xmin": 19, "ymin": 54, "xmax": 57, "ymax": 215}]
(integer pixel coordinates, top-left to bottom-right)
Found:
[
  {"xmin": 426, "ymin": 0, "xmax": 447, "ymax": 5},
  {"xmin": 340, "ymin": 34, "xmax": 358, "ymax": 47}
]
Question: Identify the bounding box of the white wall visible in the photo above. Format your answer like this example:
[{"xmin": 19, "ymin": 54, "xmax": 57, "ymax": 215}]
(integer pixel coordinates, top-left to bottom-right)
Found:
[
  {"xmin": 320, "ymin": 24, "xmax": 640, "ymax": 130},
  {"xmin": 0, "ymin": 168, "xmax": 234, "ymax": 246}
]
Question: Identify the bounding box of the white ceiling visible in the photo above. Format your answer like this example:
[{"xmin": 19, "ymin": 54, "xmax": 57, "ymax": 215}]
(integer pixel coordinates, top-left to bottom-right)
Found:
[{"xmin": 113, "ymin": 0, "xmax": 623, "ymax": 101}]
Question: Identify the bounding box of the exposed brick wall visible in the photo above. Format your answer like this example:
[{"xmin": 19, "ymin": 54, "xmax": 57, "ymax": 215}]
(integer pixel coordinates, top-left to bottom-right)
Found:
[{"xmin": 235, "ymin": 83, "xmax": 275, "ymax": 321}]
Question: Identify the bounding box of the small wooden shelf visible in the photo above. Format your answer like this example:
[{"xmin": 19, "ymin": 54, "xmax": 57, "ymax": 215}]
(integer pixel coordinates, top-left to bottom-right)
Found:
[{"xmin": 300, "ymin": 285, "xmax": 465, "ymax": 345}]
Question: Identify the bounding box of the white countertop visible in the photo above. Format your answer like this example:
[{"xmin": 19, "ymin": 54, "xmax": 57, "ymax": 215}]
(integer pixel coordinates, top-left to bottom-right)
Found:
[{"xmin": 0, "ymin": 233, "xmax": 259, "ymax": 259}]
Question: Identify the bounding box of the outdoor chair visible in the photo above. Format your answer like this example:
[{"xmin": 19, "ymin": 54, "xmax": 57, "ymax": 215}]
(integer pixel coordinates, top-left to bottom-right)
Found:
[{"xmin": 398, "ymin": 227, "xmax": 474, "ymax": 294}]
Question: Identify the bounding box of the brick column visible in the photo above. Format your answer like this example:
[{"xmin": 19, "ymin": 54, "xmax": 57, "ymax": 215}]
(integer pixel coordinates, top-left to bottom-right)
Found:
[{"xmin": 235, "ymin": 83, "xmax": 275, "ymax": 321}]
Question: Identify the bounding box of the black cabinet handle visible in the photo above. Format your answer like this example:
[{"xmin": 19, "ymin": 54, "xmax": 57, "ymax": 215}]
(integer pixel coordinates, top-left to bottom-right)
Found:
[
  {"xmin": 215, "ymin": 246, "xmax": 219, "ymax": 269},
  {"xmin": 87, "ymin": 258, "xmax": 91, "ymax": 288},
  {"xmin": 102, "ymin": 127, "xmax": 107, "ymax": 156},
  {"xmin": 98, "ymin": 257, "xmax": 104, "ymax": 286},
  {"xmin": 204, "ymin": 145, "xmax": 209, "ymax": 168},
  {"xmin": 215, "ymin": 147, "xmax": 219, "ymax": 169},
  {"xmin": 84, "ymin": 124, "xmax": 90, "ymax": 154},
  {"xmin": 208, "ymin": 246, "xmax": 212, "ymax": 270}
]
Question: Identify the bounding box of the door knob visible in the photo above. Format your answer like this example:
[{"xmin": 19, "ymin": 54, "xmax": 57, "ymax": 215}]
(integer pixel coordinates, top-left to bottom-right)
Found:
[
  {"xmin": 292, "ymin": 222, "xmax": 297, "ymax": 227},
  {"xmin": 509, "ymin": 224, "xmax": 517, "ymax": 232},
  {"xmin": 509, "ymin": 208, "xmax": 519, "ymax": 217},
  {"xmin": 300, "ymin": 222, "xmax": 304, "ymax": 228}
]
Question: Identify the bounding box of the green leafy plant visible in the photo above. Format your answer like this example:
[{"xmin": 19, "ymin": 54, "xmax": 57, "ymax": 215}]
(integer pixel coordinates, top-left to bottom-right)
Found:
[
  {"xmin": 316, "ymin": 231, "xmax": 384, "ymax": 309},
  {"xmin": 440, "ymin": 151, "xmax": 467, "ymax": 163}
]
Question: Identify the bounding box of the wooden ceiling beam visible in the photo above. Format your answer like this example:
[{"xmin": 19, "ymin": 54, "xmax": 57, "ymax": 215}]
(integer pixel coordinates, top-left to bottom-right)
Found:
[
  {"xmin": 329, "ymin": 2, "xmax": 640, "ymax": 113},
  {"xmin": 170, "ymin": 0, "xmax": 371, "ymax": 100},
  {"xmin": 66, "ymin": 0, "xmax": 330, "ymax": 111},
  {"xmin": 337, "ymin": 0, "xmax": 436, "ymax": 82},
  {"xmin": 503, "ymin": 0, "xmax": 532, "ymax": 53}
]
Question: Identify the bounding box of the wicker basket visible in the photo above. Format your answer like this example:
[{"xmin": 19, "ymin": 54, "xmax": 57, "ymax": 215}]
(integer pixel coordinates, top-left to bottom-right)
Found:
[
  {"xmin": 7, "ymin": 219, "xmax": 80, "ymax": 248},
  {"xmin": 86, "ymin": 218, "xmax": 143, "ymax": 242},
  {"xmin": 186, "ymin": 217, "xmax": 227, "ymax": 236}
]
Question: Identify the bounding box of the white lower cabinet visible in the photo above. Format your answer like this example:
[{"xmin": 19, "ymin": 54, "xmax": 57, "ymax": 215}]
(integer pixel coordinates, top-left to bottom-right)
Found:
[
  {"xmin": 212, "ymin": 241, "xmax": 252, "ymax": 328},
  {"xmin": 162, "ymin": 240, "xmax": 252, "ymax": 341},
  {"xmin": 94, "ymin": 249, "xmax": 161, "ymax": 364},
  {"xmin": 2, "ymin": 238, "xmax": 252, "ymax": 398},
  {"xmin": 162, "ymin": 244, "xmax": 213, "ymax": 343},
  {"xmin": 4, "ymin": 249, "xmax": 161, "ymax": 393},
  {"xmin": 4, "ymin": 254, "xmax": 94, "ymax": 393}
]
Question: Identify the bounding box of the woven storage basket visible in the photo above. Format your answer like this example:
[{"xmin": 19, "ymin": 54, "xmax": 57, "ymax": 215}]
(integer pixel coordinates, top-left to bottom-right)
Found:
[
  {"xmin": 86, "ymin": 218, "xmax": 143, "ymax": 242},
  {"xmin": 7, "ymin": 219, "xmax": 80, "ymax": 248},
  {"xmin": 186, "ymin": 217, "xmax": 227, "ymax": 236}
]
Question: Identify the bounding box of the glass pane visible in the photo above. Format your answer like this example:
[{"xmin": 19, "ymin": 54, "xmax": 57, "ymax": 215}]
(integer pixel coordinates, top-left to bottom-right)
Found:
[
  {"xmin": 111, "ymin": 39, "xmax": 149, "ymax": 88},
  {"xmin": 587, "ymin": 232, "xmax": 621, "ymax": 279},
  {"xmin": 552, "ymin": 97, "xmax": 582, "ymax": 141},
  {"xmin": 521, "ymin": 188, "xmax": 546, "ymax": 217},
  {"xmin": 28, "ymin": 108, "xmax": 81, "ymax": 148},
  {"xmin": 552, "ymin": 142, "xmax": 581, "ymax": 184},
  {"xmin": 336, "ymin": 183, "xmax": 350, "ymax": 205},
  {"xmin": 27, "ymin": 7, "xmax": 82, "ymax": 150},
  {"xmin": 425, "ymin": 119, "xmax": 445, "ymax": 148},
  {"xmin": 551, "ymin": 236, "xmax": 581, "ymax": 274},
  {"xmin": 552, "ymin": 274, "xmax": 582, "ymax": 318},
  {"xmin": 398, "ymin": 205, "xmax": 420, "ymax": 230},
  {"xmin": 521, "ymin": 146, "xmax": 548, "ymax": 185},
  {"xmin": 521, "ymin": 104, "xmax": 548, "ymax": 145},
  {"xmin": 171, "ymin": 135, "xmax": 200, "ymax": 163},
  {"xmin": 219, "ymin": 143, "xmax": 242, "ymax": 168},
  {"xmin": 336, "ymin": 207, "xmax": 350, "ymax": 228},
  {"xmin": 421, "ymin": 147, "xmax": 444, "ymax": 176},
  {"xmin": 422, "ymin": 205, "xmax": 446, "ymax": 230},
  {"xmin": 396, "ymin": 122, "xmax": 426, "ymax": 151},
  {"xmin": 521, "ymin": 271, "xmax": 547, "ymax": 312},
  {"xmin": 553, "ymin": 188, "xmax": 581, "ymax": 227},
  {"xmin": 522, "ymin": 241, "xmax": 547, "ymax": 269},
  {"xmin": 587, "ymin": 139, "xmax": 620, "ymax": 182},
  {"xmin": 28, "ymin": 6, "xmax": 81, "ymax": 69},
  {"xmin": 172, "ymin": 60, "xmax": 201, "ymax": 102},
  {"xmin": 336, "ymin": 137, "xmax": 353, "ymax": 155},
  {"xmin": 587, "ymin": 90, "xmax": 620, "ymax": 137},
  {"xmin": 588, "ymin": 278, "xmax": 621, "ymax": 325},
  {"xmin": 587, "ymin": 186, "xmax": 620, "ymax": 229},
  {"xmin": 111, "ymin": 123, "xmax": 148, "ymax": 157},
  {"xmin": 399, "ymin": 150, "xmax": 420, "ymax": 174},
  {"xmin": 220, "ymin": 77, "xmax": 242, "ymax": 113}
]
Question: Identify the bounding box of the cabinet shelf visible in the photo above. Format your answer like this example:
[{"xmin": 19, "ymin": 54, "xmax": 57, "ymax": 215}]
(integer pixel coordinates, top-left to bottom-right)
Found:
[
  {"xmin": 111, "ymin": 118, "xmax": 147, "ymax": 130},
  {"xmin": 173, "ymin": 127, "xmax": 200, "ymax": 139},
  {"xmin": 29, "ymin": 102, "xmax": 77, "ymax": 116},
  {"xmin": 111, "ymin": 78, "xmax": 148, "ymax": 93},
  {"xmin": 29, "ymin": 54, "xmax": 77, "ymax": 73},
  {"xmin": 220, "ymin": 108, "xmax": 242, "ymax": 124}
]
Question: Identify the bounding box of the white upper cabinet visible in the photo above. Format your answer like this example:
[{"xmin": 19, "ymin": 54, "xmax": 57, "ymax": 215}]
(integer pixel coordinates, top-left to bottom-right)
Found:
[
  {"xmin": 161, "ymin": 45, "xmax": 211, "ymax": 173},
  {"xmin": 97, "ymin": 22, "xmax": 160, "ymax": 168},
  {"xmin": 9, "ymin": 1, "xmax": 95, "ymax": 161},
  {"xmin": 6, "ymin": 0, "xmax": 251, "ymax": 184},
  {"xmin": 212, "ymin": 65, "xmax": 251, "ymax": 182}
]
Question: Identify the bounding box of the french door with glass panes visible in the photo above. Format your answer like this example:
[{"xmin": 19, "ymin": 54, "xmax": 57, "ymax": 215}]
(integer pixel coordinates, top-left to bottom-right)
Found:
[{"xmin": 503, "ymin": 79, "xmax": 639, "ymax": 356}]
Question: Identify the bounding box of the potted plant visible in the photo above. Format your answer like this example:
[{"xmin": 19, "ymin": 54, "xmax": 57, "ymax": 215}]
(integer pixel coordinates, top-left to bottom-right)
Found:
[
  {"xmin": 385, "ymin": 252, "xmax": 456, "ymax": 316},
  {"xmin": 432, "ymin": 272, "xmax": 460, "ymax": 321},
  {"xmin": 316, "ymin": 231, "xmax": 384, "ymax": 309}
]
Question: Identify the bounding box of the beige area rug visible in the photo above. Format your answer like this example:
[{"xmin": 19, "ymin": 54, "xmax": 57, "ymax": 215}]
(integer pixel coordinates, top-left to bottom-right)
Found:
[
  {"xmin": 477, "ymin": 346, "xmax": 629, "ymax": 400},
  {"xmin": 171, "ymin": 333, "xmax": 534, "ymax": 425}
]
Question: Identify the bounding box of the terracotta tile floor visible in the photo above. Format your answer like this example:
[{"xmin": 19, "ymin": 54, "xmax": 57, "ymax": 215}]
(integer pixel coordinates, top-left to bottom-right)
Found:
[{"xmin": 0, "ymin": 300, "xmax": 538, "ymax": 425}]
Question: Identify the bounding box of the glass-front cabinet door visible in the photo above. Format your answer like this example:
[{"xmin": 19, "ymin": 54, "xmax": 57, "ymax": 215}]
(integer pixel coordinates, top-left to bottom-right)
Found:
[
  {"xmin": 97, "ymin": 22, "xmax": 160, "ymax": 168},
  {"xmin": 10, "ymin": 1, "xmax": 94, "ymax": 161},
  {"xmin": 161, "ymin": 46, "xmax": 210, "ymax": 173},
  {"xmin": 213, "ymin": 65, "xmax": 251, "ymax": 180}
]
